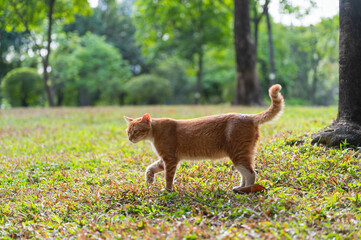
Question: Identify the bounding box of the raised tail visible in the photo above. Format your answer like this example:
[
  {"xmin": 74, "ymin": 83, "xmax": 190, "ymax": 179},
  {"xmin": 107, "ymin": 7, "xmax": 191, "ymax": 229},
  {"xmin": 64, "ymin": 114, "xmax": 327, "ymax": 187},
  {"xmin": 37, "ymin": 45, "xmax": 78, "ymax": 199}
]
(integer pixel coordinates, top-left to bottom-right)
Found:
[{"xmin": 253, "ymin": 84, "xmax": 284, "ymax": 125}]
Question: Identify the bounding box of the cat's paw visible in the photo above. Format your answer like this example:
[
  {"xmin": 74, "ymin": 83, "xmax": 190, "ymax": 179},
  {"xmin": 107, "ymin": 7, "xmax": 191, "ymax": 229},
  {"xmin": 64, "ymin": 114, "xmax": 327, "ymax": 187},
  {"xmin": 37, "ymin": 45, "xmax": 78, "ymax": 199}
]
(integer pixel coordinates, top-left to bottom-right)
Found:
[
  {"xmin": 232, "ymin": 186, "xmax": 243, "ymax": 193},
  {"xmin": 233, "ymin": 184, "xmax": 266, "ymax": 194},
  {"xmin": 160, "ymin": 188, "xmax": 173, "ymax": 192},
  {"xmin": 145, "ymin": 170, "xmax": 155, "ymax": 185}
]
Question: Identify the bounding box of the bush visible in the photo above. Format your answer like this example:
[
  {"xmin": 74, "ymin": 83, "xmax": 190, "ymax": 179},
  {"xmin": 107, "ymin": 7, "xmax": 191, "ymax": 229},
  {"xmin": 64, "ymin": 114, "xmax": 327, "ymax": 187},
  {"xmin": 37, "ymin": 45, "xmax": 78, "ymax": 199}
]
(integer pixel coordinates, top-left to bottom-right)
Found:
[
  {"xmin": 1, "ymin": 67, "xmax": 44, "ymax": 107},
  {"xmin": 152, "ymin": 57, "xmax": 194, "ymax": 104},
  {"xmin": 124, "ymin": 74, "xmax": 170, "ymax": 105}
]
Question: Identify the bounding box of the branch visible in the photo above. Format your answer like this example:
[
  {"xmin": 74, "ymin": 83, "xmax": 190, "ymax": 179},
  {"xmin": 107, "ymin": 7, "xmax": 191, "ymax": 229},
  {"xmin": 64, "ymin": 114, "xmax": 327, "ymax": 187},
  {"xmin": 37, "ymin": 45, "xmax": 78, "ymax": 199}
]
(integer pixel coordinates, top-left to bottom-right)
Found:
[
  {"xmin": 29, "ymin": 32, "xmax": 45, "ymax": 62},
  {"xmin": 254, "ymin": 0, "xmax": 271, "ymax": 23}
]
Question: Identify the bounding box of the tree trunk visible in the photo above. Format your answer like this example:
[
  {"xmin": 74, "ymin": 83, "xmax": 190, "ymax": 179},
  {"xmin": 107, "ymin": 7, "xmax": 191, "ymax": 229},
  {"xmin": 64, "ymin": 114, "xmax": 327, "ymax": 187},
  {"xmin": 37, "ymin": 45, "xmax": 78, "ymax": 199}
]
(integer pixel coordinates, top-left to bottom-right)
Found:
[
  {"xmin": 265, "ymin": 5, "xmax": 276, "ymax": 86},
  {"xmin": 254, "ymin": 19, "xmax": 259, "ymax": 57},
  {"xmin": 310, "ymin": 66, "xmax": 318, "ymax": 105},
  {"xmin": 252, "ymin": 0, "xmax": 270, "ymax": 63},
  {"xmin": 194, "ymin": 0, "xmax": 203, "ymax": 105},
  {"xmin": 43, "ymin": 0, "xmax": 55, "ymax": 107},
  {"xmin": 79, "ymin": 87, "xmax": 90, "ymax": 106},
  {"xmin": 194, "ymin": 51, "xmax": 203, "ymax": 105},
  {"xmin": 312, "ymin": 0, "xmax": 361, "ymax": 147},
  {"xmin": 234, "ymin": 0, "xmax": 263, "ymax": 105},
  {"xmin": 253, "ymin": 4, "xmax": 259, "ymax": 57},
  {"xmin": 56, "ymin": 86, "xmax": 64, "ymax": 106}
]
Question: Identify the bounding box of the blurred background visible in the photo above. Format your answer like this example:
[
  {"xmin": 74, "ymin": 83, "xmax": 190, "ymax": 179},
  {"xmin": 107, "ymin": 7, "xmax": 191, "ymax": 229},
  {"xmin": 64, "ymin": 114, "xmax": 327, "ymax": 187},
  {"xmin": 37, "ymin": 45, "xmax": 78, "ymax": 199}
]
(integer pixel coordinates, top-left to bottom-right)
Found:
[{"xmin": 0, "ymin": 0, "xmax": 339, "ymax": 107}]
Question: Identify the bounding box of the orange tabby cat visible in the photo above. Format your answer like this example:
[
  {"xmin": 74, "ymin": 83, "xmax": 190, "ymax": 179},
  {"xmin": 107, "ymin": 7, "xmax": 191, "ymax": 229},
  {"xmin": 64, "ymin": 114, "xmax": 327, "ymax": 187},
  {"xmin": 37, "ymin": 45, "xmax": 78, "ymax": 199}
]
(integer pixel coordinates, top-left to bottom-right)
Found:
[{"xmin": 124, "ymin": 84, "xmax": 284, "ymax": 192}]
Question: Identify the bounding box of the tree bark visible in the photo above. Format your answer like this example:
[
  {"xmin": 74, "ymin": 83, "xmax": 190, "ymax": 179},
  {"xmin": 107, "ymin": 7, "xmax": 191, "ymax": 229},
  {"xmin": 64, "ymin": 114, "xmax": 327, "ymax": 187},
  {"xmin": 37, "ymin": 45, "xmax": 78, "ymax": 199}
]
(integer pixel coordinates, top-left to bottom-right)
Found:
[
  {"xmin": 43, "ymin": 0, "xmax": 55, "ymax": 107},
  {"xmin": 265, "ymin": 4, "xmax": 276, "ymax": 86},
  {"xmin": 253, "ymin": 5, "xmax": 259, "ymax": 57},
  {"xmin": 310, "ymin": 65, "xmax": 318, "ymax": 105},
  {"xmin": 312, "ymin": 0, "xmax": 361, "ymax": 147},
  {"xmin": 233, "ymin": 0, "xmax": 263, "ymax": 105}
]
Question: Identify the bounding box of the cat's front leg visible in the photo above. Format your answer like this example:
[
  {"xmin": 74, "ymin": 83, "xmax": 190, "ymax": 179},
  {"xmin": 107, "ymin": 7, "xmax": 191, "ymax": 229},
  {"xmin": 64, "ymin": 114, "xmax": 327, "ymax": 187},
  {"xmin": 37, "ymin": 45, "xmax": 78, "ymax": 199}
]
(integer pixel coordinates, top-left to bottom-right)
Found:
[
  {"xmin": 164, "ymin": 159, "xmax": 178, "ymax": 191},
  {"xmin": 145, "ymin": 159, "xmax": 165, "ymax": 185}
]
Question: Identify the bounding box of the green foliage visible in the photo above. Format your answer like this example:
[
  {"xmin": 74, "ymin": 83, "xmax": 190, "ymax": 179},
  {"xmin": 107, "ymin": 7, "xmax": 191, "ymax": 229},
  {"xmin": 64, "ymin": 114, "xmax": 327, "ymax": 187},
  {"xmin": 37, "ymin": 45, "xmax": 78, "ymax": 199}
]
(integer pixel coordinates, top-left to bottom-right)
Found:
[
  {"xmin": 279, "ymin": 0, "xmax": 316, "ymax": 17},
  {"xmin": 202, "ymin": 47, "xmax": 236, "ymax": 103},
  {"xmin": 134, "ymin": 0, "xmax": 231, "ymax": 60},
  {"xmin": 124, "ymin": 74, "xmax": 170, "ymax": 104},
  {"xmin": 1, "ymin": 106, "xmax": 361, "ymax": 238},
  {"xmin": 0, "ymin": 31, "xmax": 28, "ymax": 79},
  {"xmin": 257, "ymin": 15, "xmax": 339, "ymax": 105},
  {"xmin": 0, "ymin": 0, "xmax": 340, "ymax": 106},
  {"xmin": 1, "ymin": 67, "xmax": 44, "ymax": 106},
  {"xmin": 152, "ymin": 56, "xmax": 194, "ymax": 104},
  {"xmin": 51, "ymin": 33, "xmax": 132, "ymax": 106},
  {"xmin": 0, "ymin": 0, "xmax": 92, "ymax": 32},
  {"xmin": 63, "ymin": 0, "xmax": 144, "ymax": 70},
  {"xmin": 1, "ymin": 0, "xmax": 93, "ymax": 106}
]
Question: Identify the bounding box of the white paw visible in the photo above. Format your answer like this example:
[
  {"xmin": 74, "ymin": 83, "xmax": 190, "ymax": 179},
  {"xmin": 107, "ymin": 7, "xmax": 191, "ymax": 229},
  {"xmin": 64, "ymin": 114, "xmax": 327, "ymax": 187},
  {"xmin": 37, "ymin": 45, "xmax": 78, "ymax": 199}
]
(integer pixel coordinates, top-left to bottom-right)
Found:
[{"xmin": 145, "ymin": 171, "xmax": 154, "ymax": 184}]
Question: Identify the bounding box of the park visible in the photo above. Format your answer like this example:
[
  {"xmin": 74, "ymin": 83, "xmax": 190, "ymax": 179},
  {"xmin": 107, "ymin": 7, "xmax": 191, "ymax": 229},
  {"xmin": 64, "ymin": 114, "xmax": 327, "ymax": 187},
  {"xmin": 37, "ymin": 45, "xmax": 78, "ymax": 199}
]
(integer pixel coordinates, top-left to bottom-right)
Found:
[{"xmin": 1, "ymin": 0, "xmax": 361, "ymax": 238}]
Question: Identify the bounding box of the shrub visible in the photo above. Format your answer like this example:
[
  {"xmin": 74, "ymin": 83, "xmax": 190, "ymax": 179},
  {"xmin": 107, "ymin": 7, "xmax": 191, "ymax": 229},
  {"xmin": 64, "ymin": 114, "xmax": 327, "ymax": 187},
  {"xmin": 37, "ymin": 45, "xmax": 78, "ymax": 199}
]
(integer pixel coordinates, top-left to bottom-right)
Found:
[
  {"xmin": 1, "ymin": 67, "xmax": 44, "ymax": 107},
  {"xmin": 124, "ymin": 74, "xmax": 170, "ymax": 105},
  {"xmin": 152, "ymin": 57, "xmax": 194, "ymax": 104}
]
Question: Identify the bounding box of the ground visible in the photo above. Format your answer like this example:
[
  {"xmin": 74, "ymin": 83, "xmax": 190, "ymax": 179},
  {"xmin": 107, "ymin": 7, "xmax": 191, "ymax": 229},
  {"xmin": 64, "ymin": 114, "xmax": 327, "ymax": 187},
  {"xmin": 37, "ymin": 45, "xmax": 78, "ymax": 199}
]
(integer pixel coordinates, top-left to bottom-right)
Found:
[{"xmin": 0, "ymin": 106, "xmax": 360, "ymax": 239}]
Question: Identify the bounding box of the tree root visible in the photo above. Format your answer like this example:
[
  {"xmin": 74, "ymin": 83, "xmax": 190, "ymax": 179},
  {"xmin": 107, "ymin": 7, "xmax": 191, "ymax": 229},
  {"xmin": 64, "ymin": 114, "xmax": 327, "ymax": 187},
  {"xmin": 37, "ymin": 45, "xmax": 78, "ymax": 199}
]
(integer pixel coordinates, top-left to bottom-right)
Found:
[{"xmin": 311, "ymin": 120, "xmax": 361, "ymax": 147}]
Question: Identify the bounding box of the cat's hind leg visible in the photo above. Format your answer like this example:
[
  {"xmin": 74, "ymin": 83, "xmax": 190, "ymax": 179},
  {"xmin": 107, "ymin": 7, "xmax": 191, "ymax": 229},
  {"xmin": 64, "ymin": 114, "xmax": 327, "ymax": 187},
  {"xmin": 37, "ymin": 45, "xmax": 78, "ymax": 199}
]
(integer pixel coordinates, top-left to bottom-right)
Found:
[
  {"xmin": 145, "ymin": 159, "xmax": 164, "ymax": 185},
  {"xmin": 230, "ymin": 155, "xmax": 256, "ymax": 190},
  {"xmin": 234, "ymin": 165, "xmax": 256, "ymax": 187}
]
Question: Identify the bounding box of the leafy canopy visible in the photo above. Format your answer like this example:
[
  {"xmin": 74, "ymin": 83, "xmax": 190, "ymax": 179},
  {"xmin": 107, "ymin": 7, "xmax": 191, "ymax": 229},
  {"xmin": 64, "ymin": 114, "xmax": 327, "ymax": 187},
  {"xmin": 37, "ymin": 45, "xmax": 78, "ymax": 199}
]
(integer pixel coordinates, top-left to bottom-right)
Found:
[
  {"xmin": 134, "ymin": 0, "xmax": 232, "ymax": 61},
  {"xmin": 0, "ymin": 0, "xmax": 91, "ymax": 32}
]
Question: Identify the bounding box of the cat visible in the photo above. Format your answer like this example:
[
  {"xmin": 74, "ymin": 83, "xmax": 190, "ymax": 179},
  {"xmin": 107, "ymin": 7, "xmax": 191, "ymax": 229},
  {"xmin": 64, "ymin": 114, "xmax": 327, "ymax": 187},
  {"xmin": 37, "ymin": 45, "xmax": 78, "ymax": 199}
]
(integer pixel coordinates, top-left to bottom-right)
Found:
[{"xmin": 124, "ymin": 84, "xmax": 284, "ymax": 192}]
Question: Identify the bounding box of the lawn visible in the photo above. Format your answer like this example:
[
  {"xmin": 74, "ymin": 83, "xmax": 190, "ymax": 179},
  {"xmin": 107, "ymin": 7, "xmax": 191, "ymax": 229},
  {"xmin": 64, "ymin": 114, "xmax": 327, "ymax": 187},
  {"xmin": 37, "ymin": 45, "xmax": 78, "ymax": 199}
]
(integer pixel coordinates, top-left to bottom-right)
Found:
[{"xmin": 0, "ymin": 106, "xmax": 360, "ymax": 239}]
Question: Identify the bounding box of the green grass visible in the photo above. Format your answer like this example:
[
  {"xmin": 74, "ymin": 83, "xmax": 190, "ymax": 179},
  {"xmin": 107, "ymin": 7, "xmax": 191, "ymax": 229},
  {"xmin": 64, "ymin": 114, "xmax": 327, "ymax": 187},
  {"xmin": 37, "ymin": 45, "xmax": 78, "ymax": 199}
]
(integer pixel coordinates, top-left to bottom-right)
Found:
[{"xmin": 0, "ymin": 105, "xmax": 360, "ymax": 239}]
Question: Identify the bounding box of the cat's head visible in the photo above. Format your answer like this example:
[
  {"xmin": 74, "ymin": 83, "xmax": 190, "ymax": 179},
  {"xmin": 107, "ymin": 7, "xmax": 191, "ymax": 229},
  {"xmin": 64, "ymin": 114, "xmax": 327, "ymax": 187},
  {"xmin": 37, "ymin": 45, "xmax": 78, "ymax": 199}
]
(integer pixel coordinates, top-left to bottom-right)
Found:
[{"xmin": 124, "ymin": 113, "xmax": 152, "ymax": 143}]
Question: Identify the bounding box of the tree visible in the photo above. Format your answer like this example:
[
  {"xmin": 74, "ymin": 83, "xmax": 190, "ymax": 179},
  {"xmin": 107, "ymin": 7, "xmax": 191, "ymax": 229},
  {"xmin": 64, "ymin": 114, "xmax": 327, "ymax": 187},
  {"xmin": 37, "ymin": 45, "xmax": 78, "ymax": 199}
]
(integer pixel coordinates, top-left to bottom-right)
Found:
[
  {"xmin": 233, "ymin": 0, "xmax": 263, "ymax": 105},
  {"xmin": 135, "ymin": 0, "xmax": 231, "ymax": 104},
  {"xmin": 250, "ymin": 0, "xmax": 270, "ymax": 57},
  {"xmin": 312, "ymin": 0, "xmax": 361, "ymax": 147},
  {"xmin": 2, "ymin": 67, "xmax": 44, "ymax": 106},
  {"xmin": 64, "ymin": 0, "xmax": 144, "ymax": 74},
  {"xmin": 51, "ymin": 33, "xmax": 132, "ymax": 106},
  {"xmin": 264, "ymin": 3, "xmax": 276, "ymax": 86},
  {"xmin": 0, "ymin": 0, "xmax": 91, "ymax": 106}
]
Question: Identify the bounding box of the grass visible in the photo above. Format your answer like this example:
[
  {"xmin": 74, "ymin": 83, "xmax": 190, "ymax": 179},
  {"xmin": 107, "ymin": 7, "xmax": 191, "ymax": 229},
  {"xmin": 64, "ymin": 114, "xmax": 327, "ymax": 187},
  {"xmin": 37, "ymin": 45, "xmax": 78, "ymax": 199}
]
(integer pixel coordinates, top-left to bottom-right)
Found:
[{"xmin": 0, "ymin": 105, "xmax": 360, "ymax": 239}]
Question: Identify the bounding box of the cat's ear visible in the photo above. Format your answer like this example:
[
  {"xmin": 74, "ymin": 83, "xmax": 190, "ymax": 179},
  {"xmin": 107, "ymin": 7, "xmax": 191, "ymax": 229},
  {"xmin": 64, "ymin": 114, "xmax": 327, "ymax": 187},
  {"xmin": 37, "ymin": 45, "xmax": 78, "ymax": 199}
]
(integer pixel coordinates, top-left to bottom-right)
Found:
[
  {"xmin": 124, "ymin": 116, "xmax": 134, "ymax": 123},
  {"xmin": 141, "ymin": 113, "xmax": 151, "ymax": 124}
]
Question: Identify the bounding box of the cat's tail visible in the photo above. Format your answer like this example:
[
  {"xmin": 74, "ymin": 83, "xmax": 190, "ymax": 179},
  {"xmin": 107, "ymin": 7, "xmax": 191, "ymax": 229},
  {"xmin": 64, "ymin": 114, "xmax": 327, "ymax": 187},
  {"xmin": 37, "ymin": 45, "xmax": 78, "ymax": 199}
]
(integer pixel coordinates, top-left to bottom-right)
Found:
[{"xmin": 252, "ymin": 84, "xmax": 284, "ymax": 125}]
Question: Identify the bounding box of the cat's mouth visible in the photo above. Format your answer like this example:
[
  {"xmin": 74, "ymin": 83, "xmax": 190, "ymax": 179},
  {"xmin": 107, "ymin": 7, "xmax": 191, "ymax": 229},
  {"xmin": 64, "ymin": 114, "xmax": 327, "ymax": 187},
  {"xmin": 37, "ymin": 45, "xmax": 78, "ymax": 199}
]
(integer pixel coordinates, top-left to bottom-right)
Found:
[{"xmin": 129, "ymin": 138, "xmax": 139, "ymax": 143}]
